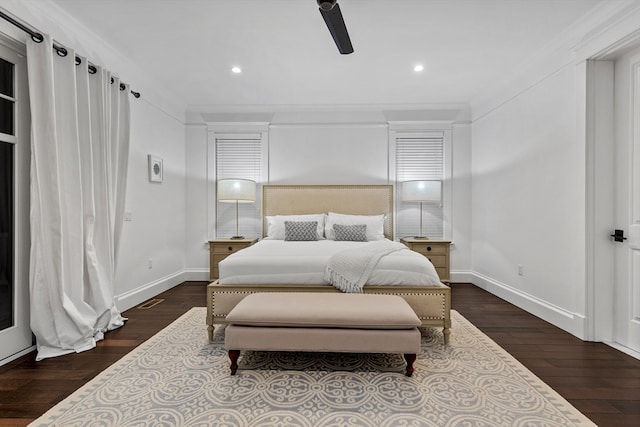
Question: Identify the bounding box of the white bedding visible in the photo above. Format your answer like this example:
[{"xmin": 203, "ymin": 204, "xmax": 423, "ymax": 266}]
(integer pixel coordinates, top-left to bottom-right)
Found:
[{"xmin": 218, "ymin": 239, "xmax": 442, "ymax": 286}]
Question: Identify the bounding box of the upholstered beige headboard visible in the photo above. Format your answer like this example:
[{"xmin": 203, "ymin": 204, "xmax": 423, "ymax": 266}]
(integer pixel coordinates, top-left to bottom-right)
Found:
[{"xmin": 262, "ymin": 185, "xmax": 394, "ymax": 239}]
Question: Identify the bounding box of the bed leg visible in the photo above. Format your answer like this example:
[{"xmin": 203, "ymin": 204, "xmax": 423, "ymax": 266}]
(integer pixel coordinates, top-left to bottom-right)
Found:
[
  {"xmin": 403, "ymin": 353, "xmax": 416, "ymax": 377},
  {"xmin": 228, "ymin": 350, "xmax": 240, "ymax": 375},
  {"xmin": 443, "ymin": 327, "xmax": 450, "ymax": 345}
]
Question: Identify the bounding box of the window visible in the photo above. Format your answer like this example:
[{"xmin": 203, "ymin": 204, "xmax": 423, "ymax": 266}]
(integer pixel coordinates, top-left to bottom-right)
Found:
[
  {"xmin": 214, "ymin": 134, "xmax": 263, "ymax": 238},
  {"xmin": 0, "ymin": 57, "xmax": 14, "ymax": 136},
  {"xmin": 0, "ymin": 142, "xmax": 13, "ymax": 331},
  {"xmin": 0, "ymin": 56, "xmax": 14, "ymax": 331},
  {"xmin": 394, "ymin": 131, "xmax": 445, "ymax": 239}
]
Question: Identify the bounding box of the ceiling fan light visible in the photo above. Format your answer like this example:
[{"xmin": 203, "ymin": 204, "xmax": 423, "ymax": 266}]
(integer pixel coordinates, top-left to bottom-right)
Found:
[{"xmin": 318, "ymin": 0, "xmax": 337, "ymax": 12}]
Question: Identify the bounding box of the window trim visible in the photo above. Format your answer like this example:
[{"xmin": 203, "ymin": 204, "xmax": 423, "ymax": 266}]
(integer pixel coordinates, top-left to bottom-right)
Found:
[
  {"xmin": 388, "ymin": 121, "xmax": 453, "ymax": 241},
  {"xmin": 206, "ymin": 124, "xmax": 268, "ymax": 240}
]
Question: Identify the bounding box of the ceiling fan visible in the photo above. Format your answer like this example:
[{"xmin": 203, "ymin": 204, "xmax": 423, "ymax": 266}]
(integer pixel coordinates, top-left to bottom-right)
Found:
[{"xmin": 317, "ymin": 0, "xmax": 354, "ymax": 54}]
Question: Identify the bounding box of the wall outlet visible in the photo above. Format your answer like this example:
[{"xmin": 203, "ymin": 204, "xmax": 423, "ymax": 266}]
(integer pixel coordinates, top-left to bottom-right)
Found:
[
  {"xmin": 148, "ymin": 258, "xmax": 153, "ymax": 269},
  {"xmin": 124, "ymin": 211, "xmax": 132, "ymax": 221},
  {"xmin": 518, "ymin": 264, "xmax": 524, "ymax": 276}
]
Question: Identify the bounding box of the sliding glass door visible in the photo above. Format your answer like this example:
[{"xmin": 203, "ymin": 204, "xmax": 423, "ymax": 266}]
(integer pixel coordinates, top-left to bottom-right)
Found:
[{"xmin": 0, "ymin": 38, "xmax": 31, "ymax": 363}]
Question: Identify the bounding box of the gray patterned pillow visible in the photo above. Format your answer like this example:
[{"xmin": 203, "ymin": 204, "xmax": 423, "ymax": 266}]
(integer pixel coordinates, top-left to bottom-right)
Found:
[
  {"xmin": 333, "ymin": 224, "xmax": 368, "ymax": 242},
  {"xmin": 284, "ymin": 221, "xmax": 319, "ymax": 241}
]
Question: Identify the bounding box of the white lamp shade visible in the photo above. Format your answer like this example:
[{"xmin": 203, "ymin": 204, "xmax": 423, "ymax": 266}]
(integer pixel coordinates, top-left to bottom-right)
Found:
[
  {"xmin": 217, "ymin": 179, "xmax": 256, "ymax": 203},
  {"xmin": 401, "ymin": 180, "xmax": 441, "ymax": 202}
]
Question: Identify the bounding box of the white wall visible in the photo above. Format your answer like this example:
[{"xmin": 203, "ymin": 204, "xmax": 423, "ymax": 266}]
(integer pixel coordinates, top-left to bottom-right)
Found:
[
  {"xmin": 471, "ymin": 65, "xmax": 587, "ymax": 336},
  {"xmin": 184, "ymin": 124, "xmax": 210, "ymax": 277},
  {"xmin": 0, "ymin": 0, "xmax": 190, "ymax": 310},
  {"xmin": 268, "ymin": 124, "xmax": 389, "ymax": 184},
  {"xmin": 450, "ymin": 124, "xmax": 472, "ymax": 277},
  {"xmin": 115, "ymin": 101, "xmax": 187, "ymax": 308}
]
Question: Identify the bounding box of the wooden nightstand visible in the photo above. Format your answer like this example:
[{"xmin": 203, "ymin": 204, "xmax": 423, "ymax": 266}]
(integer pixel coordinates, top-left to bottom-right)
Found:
[
  {"xmin": 208, "ymin": 238, "xmax": 258, "ymax": 281},
  {"xmin": 400, "ymin": 238, "xmax": 451, "ymax": 283}
]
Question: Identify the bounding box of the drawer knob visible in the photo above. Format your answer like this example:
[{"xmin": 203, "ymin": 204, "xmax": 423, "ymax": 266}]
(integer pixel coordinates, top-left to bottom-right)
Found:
[
  {"xmin": 427, "ymin": 246, "xmax": 432, "ymax": 251},
  {"xmin": 228, "ymin": 246, "xmax": 233, "ymax": 251}
]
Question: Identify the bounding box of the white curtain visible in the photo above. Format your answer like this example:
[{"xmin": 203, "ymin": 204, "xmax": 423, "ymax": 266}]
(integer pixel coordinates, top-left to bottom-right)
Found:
[{"xmin": 26, "ymin": 35, "xmax": 130, "ymax": 361}]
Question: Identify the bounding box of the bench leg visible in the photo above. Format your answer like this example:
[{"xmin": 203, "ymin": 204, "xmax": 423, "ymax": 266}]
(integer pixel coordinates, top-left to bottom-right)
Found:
[
  {"xmin": 404, "ymin": 353, "xmax": 416, "ymax": 377},
  {"xmin": 228, "ymin": 350, "xmax": 240, "ymax": 375},
  {"xmin": 443, "ymin": 326, "xmax": 450, "ymax": 344}
]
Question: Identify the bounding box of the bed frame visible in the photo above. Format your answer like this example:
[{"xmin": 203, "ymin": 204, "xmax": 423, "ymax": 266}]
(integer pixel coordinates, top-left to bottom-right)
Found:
[{"xmin": 206, "ymin": 184, "xmax": 451, "ymax": 343}]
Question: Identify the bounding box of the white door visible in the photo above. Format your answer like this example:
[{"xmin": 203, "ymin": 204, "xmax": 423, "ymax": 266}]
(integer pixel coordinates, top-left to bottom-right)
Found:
[
  {"xmin": 613, "ymin": 48, "xmax": 640, "ymax": 354},
  {"xmin": 0, "ymin": 38, "xmax": 31, "ymax": 363}
]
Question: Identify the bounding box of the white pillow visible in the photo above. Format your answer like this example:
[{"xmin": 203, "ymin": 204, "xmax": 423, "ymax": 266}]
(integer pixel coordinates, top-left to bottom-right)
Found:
[
  {"xmin": 325, "ymin": 212, "xmax": 385, "ymax": 241},
  {"xmin": 265, "ymin": 214, "xmax": 326, "ymax": 240}
]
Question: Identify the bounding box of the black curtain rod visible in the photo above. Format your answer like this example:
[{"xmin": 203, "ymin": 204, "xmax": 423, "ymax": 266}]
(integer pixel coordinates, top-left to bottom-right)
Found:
[{"xmin": 0, "ymin": 9, "xmax": 141, "ymax": 98}]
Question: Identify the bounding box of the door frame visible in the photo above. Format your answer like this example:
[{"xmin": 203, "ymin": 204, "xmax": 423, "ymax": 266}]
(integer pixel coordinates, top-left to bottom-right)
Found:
[
  {"xmin": 585, "ymin": 33, "xmax": 640, "ymax": 356},
  {"xmin": 0, "ymin": 33, "xmax": 32, "ymax": 365},
  {"xmin": 585, "ymin": 57, "xmax": 615, "ymax": 343}
]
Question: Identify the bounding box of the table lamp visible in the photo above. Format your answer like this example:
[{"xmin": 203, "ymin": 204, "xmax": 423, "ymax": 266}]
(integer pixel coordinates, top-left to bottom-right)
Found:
[
  {"xmin": 401, "ymin": 180, "xmax": 441, "ymax": 239},
  {"xmin": 217, "ymin": 178, "xmax": 256, "ymax": 239}
]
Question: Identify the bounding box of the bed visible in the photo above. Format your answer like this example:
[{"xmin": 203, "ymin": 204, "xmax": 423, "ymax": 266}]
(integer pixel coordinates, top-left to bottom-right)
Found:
[{"xmin": 206, "ymin": 184, "xmax": 451, "ymax": 343}]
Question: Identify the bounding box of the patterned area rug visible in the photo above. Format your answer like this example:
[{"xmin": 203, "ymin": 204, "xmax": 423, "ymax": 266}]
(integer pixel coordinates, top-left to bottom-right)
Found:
[{"xmin": 31, "ymin": 308, "xmax": 596, "ymax": 427}]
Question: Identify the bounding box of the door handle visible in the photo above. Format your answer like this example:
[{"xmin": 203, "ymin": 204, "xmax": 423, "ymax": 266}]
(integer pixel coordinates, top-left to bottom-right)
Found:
[{"xmin": 610, "ymin": 229, "xmax": 627, "ymax": 242}]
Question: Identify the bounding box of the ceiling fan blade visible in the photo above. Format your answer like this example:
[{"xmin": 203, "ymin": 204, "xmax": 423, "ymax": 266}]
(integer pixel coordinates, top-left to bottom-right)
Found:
[{"xmin": 319, "ymin": 3, "xmax": 354, "ymax": 55}]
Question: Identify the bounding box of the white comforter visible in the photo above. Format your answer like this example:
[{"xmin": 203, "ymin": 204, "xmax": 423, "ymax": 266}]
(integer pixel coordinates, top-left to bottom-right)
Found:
[{"xmin": 218, "ymin": 239, "xmax": 442, "ymax": 287}]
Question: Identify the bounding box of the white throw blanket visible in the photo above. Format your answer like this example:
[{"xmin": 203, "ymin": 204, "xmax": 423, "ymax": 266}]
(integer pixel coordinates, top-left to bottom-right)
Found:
[{"xmin": 324, "ymin": 241, "xmax": 408, "ymax": 293}]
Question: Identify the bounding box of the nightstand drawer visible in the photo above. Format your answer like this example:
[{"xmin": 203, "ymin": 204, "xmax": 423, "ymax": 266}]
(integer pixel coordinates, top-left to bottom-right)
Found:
[
  {"xmin": 435, "ymin": 267, "xmax": 449, "ymax": 282},
  {"xmin": 409, "ymin": 243, "xmax": 448, "ymax": 255},
  {"xmin": 424, "ymin": 254, "xmax": 446, "ymax": 268},
  {"xmin": 209, "ymin": 238, "xmax": 258, "ymax": 281},
  {"xmin": 212, "ymin": 254, "xmax": 232, "ymax": 265},
  {"xmin": 400, "ymin": 238, "xmax": 451, "ymax": 284},
  {"xmin": 212, "ymin": 243, "xmax": 251, "ymax": 255}
]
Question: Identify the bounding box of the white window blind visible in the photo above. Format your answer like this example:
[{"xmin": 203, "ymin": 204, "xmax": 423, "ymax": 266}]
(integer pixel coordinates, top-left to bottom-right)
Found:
[
  {"xmin": 215, "ymin": 135, "xmax": 262, "ymax": 238},
  {"xmin": 395, "ymin": 132, "xmax": 444, "ymax": 239}
]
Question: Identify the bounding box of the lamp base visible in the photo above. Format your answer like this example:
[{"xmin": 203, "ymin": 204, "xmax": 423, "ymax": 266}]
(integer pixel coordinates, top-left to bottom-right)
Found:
[
  {"xmin": 413, "ymin": 236, "xmax": 429, "ymax": 240},
  {"xmin": 230, "ymin": 235, "xmax": 245, "ymax": 240}
]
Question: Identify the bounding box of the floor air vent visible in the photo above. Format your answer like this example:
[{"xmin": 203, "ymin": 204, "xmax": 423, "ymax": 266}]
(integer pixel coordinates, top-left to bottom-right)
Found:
[{"xmin": 137, "ymin": 298, "xmax": 164, "ymax": 309}]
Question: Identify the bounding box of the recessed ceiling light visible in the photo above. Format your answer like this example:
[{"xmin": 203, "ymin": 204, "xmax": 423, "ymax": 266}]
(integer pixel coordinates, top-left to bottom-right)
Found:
[
  {"xmin": 231, "ymin": 66, "xmax": 242, "ymax": 74},
  {"xmin": 413, "ymin": 64, "xmax": 424, "ymax": 72}
]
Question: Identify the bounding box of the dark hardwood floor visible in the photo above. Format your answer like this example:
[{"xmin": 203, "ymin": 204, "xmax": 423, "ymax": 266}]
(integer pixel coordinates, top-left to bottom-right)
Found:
[{"xmin": 0, "ymin": 282, "xmax": 638, "ymax": 426}]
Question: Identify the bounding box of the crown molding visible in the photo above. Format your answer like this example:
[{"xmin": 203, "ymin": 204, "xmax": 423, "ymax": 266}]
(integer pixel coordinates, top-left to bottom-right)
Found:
[
  {"xmin": 452, "ymin": 122, "xmax": 472, "ymax": 128},
  {"xmin": 187, "ymin": 102, "xmax": 469, "ymax": 114},
  {"xmin": 207, "ymin": 122, "xmax": 270, "ymax": 133},
  {"xmin": 387, "ymin": 121, "xmax": 453, "ymax": 131},
  {"xmin": 268, "ymin": 122, "xmax": 388, "ymax": 129},
  {"xmin": 573, "ymin": 0, "xmax": 640, "ymax": 59}
]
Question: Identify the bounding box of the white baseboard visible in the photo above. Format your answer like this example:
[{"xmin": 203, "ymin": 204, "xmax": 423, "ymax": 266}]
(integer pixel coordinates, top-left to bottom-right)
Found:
[
  {"xmin": 116, "ymin": 271, "xmax": 187, "ymax": 311},
  {"xmin": 115, "ymin": 269, "xmax": 211, "ymax": 312},
  {"xmin": 0, "ymin": 345, "xmax": 36, "ymax": 367},
  {"xmin": 450, "ymin": 271, "xmax": 475, "ymax": 283},
  {"xmin": 182, "ymin": 269, "xmax": 210, "ymax": 281},
  {"xmin": 604, "ymin": 341, "xmax": 640, "ymax": 360},
  {"xmin": 467, "ymin": 272, "xmax": 588, "ymax": 340}
]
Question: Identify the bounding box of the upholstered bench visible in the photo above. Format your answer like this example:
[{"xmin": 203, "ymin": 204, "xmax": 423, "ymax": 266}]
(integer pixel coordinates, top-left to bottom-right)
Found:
[{"xmin": 224, "ymin": 292, "xmax": 422, "ymax": 377}]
